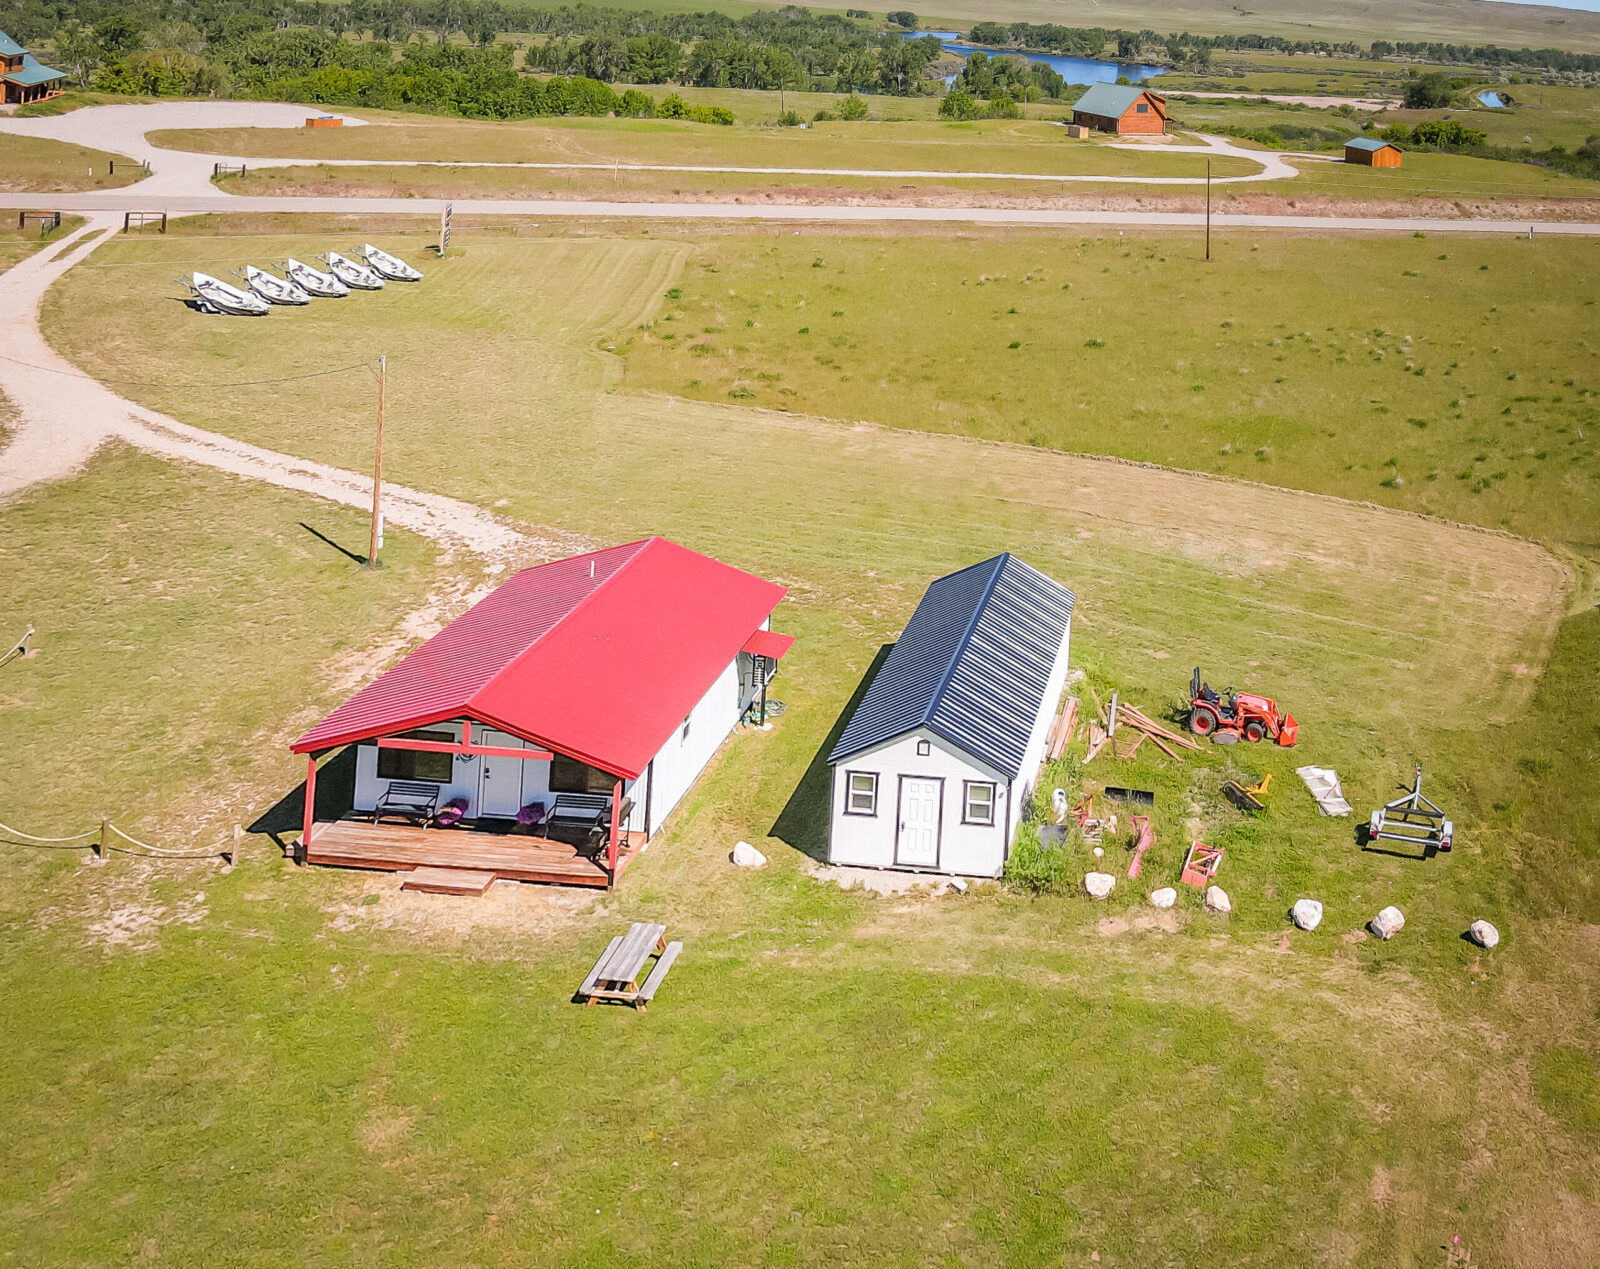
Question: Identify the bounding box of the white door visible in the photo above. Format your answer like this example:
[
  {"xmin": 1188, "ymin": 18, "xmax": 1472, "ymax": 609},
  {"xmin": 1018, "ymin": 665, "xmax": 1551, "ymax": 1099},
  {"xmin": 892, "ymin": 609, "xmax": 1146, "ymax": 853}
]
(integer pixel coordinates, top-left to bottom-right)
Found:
[
  {"xmin": 896, "ymin": 777, "xmax": 942, "ymax": 868},
  {"xmin": 476, "ymin": 731, "xmax": 524, "ymax": 819}
]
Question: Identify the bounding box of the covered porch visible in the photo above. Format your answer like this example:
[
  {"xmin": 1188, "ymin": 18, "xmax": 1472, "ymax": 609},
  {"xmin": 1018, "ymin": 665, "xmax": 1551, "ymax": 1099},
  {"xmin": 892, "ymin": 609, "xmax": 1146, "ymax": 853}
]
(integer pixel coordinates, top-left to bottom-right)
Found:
[
  {"xmin": 299, "ymin": 720, "xmax": 645, "ymax": 890},
  {"xmin": 304, "ymin": 815, "xmax": 644, "ymax": 889}
]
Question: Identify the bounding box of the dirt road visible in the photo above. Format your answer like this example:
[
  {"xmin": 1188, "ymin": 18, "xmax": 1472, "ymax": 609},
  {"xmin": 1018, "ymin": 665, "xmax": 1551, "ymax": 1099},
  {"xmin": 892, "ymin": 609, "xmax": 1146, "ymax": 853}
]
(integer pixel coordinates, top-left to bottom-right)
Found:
[{"xmin": 0, "ymin": 214, "xmax": 524, "ymax": 557}]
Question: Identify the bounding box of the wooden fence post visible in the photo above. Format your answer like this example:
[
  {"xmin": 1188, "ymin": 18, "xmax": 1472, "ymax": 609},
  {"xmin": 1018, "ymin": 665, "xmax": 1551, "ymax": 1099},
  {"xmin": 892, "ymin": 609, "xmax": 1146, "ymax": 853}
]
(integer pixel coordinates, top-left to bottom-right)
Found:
[
  {"xmin": 98, "ymin": 818, "xmax": 109, "ymax": 861},
  {"xmin": 230, "ymin": 824, "xmax": 243, "ymax": 867}
]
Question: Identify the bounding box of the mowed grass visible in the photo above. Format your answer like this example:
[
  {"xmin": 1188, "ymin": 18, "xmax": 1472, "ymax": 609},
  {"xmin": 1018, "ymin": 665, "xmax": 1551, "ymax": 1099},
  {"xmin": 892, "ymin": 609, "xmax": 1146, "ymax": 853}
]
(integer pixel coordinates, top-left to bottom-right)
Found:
[
  {"xmin": 14, "ymin": 222, "xmax": 1600, "ymax": 1263},
  {"xmin": 0, "ymin": 211, "xmax": 83, "ymax": 274},
  {"xmin": 615, "ymin": 228, "xmax": 1600, "ymax": 546},
  {"xmin": 0, "ymin": 133, "xmax": 140, "ymax": 193},
  {"xmin": 0, "ymin": 446, "xmax": 443, "ymax": 842},
  {"xmin": 160, "ymin": 116, "xmax": 1253, "ymax": 177}
]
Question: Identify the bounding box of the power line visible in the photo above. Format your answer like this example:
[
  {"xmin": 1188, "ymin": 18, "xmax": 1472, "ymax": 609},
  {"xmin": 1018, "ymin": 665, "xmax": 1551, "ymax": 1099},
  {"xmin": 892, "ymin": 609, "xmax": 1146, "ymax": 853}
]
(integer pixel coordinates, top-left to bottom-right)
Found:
[{"xmin": 0, "ymin": 351, "xmax": 377, "ymax": 390}]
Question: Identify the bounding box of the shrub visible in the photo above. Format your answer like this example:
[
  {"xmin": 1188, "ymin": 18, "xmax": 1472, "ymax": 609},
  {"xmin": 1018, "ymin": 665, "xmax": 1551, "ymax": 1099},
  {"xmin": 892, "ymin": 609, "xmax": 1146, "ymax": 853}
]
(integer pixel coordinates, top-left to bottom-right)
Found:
[
  {"xmin": 838, "ymin": 93, "xmax": 869, "ymax": 121},
  {"xmin": 813, "ymin": 108, "xmax": 835, "ymax": 121},
  {"xmin": 777, "ymin": 109, "xmax": 801, "ymax": 126},
  {"xmin": 617, "ymin": 88, "xmax": 655, "ymax": 118},
  {"xmin": 1412, "ymin": 118, "xmax": 1486, "ymax": 148},
  {"xmin": 887, "ymin": 10, "xmax": 918, "ymax": 28},
  {"xmin": 1003, "ymin": 823, "xmax": 1077, "ymax": 894},
  {"xmin": 986, "ymin": 92, "xmax": 1020, "ymax": 119},
  {"xmin": 939, "ymin": 89, "xmax": 981, "ymax": 120}
]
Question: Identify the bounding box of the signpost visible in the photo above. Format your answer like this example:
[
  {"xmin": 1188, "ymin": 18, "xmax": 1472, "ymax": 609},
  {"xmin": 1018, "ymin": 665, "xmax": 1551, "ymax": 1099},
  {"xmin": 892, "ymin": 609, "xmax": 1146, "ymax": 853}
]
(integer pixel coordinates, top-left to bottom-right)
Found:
[{"xmin": 439, "ymin": 201, "xmax": 452, "ymax": 256}]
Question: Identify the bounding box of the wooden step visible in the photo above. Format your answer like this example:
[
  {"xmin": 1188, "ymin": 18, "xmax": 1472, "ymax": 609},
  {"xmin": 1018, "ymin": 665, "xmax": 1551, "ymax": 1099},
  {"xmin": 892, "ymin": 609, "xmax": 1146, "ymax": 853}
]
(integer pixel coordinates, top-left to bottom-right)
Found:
[{"xmin": 401, "ymin": 866, "xmax": 497, "ymax": 896}]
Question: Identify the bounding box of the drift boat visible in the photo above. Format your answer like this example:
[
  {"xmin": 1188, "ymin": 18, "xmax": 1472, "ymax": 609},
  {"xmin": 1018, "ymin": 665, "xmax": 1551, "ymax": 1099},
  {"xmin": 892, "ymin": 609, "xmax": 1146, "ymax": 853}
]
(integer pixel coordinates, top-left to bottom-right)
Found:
[
  {"xmin": 238, "ymin": 265, "xmax": 311, "ymax": 306},
  {"xmin": 321, "ymin": 251, "xmax": 385, "ymax": 290},
  {"xmin": 281, "ymin": 258, "xmax": 350, "ymax": 298},
  {"xmin": 184, "ymin": 272, "xmax": 270, "ymax": 316},
  {"xmin": 360, "ymin": 243, "xmax": 424, "ymax": 282}
]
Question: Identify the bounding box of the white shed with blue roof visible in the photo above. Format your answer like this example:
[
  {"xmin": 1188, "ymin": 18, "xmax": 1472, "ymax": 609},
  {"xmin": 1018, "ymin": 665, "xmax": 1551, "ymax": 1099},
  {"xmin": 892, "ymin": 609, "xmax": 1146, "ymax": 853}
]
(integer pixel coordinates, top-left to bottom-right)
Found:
[{"xmin": 827, "ymin": 554, "xmax": 1074, "ymax": 877}]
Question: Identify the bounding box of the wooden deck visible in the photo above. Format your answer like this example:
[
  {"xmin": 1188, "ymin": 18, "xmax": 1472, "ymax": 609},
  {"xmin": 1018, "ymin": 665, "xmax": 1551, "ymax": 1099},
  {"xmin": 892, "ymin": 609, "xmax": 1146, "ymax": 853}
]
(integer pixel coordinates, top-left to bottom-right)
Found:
[{"xmin": 306, "ymin": 817, "xmax": 642, "ymax": 888}]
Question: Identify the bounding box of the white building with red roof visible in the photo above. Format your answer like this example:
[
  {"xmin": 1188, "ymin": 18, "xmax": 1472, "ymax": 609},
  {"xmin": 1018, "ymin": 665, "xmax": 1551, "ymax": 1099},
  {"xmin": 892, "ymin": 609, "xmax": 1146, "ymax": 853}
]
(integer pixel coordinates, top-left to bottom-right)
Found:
[{"xmin": 291, "ymin": 537, "xmax": 792, "ymax": 891}]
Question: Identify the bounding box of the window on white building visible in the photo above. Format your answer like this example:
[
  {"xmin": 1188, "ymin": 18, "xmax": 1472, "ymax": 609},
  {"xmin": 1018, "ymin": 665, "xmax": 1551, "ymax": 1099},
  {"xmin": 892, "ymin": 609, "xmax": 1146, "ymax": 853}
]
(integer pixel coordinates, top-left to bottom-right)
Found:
[
  {"xmin": 962, "ymin": 781, "xmax": 996, "ymax": 826},
  {"xmin": 845, "ymin": 771, "xmax": 878, "ymax": 816}
]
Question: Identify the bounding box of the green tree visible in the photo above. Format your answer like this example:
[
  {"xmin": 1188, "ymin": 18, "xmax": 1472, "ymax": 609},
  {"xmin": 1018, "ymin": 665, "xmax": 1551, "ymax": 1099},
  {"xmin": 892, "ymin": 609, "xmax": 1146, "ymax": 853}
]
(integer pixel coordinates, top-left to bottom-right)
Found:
[
  {"xmin": 887, "ymin": 11, "xmax": 918, "ymax": 29},
  {"xmin": 838, "ymin": 92, "xmax": 868, "ymax": 120},
  {"xmin": 1403, "ymin": 71, "xmax": 1454, "ymax": 109}
]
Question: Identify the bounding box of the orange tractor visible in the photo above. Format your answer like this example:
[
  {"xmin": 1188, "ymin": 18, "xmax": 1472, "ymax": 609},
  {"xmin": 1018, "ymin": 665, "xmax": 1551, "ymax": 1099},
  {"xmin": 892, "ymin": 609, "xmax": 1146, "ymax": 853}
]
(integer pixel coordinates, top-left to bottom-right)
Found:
[{"xmin": 1188, "ymin": 667, "xmax": 1298, "ymax": 746}]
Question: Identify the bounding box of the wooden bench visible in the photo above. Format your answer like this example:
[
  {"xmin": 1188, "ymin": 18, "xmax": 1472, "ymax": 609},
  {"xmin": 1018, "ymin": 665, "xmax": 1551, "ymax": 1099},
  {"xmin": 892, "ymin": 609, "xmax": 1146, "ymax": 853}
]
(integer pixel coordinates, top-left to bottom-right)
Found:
[{"xmin": 373, "ymin": 781, "xmax": 441, "ymax": 828}]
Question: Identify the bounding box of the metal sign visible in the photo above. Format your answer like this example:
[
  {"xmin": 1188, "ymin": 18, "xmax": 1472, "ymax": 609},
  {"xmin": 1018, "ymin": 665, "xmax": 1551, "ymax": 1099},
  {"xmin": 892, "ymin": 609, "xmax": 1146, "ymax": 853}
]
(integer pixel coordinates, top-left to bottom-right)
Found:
[{"xmin": 439, "ymin": 202, "xmax": 452, "ymax": 255}]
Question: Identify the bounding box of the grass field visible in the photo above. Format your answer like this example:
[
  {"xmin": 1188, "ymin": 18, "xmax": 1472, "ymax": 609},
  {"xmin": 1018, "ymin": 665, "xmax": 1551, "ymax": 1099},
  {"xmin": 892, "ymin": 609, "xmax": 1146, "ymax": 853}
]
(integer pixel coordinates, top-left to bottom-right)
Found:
[
  {"xmin": 611, "ymin": 228, "xmax": 1600, "ymax": 546},
  {"xmin": 0, "ymin": 212, "xmax": 83, "ymax": 274},
  {"xmin": 8, "ymin": 220, "xmax": 1600, "ymax": 1263},
  {"xmin": 0, "ymin": 134, "xmax": 140, "ymax": 193},
  {"xmin": 158, "ymin": 117, "xmax": 1249, "ymax": 177}
]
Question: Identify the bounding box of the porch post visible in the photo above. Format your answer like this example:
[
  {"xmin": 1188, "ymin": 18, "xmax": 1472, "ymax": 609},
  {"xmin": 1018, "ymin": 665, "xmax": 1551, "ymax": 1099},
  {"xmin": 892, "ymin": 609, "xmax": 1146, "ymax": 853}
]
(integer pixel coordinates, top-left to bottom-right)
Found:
[
  {"xmin": 301, "ymin": 752, "xmax": 318, "ymax": 852},
  {"xmin": 607, "ymin": 778, "xmax": 622, "ymax": 881}
]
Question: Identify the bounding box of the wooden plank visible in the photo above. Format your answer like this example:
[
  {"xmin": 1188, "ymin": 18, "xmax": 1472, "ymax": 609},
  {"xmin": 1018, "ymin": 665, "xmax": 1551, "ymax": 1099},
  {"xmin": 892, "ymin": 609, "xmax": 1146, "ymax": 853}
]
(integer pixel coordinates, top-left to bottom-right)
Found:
[
  {"xmin": 607, "ymin": 922, "xmax": 667, "ymax": 984},
  {"xmin": 637, "ymin": 941, "xmax": 682, "ymax": 1007},
  {"xmin": 401, "ymin": 866, "xmax": 496, "ymax": 895},
  {"xmin": 578, "ymin": 936, "xmax": 625, "ymax": 999}
]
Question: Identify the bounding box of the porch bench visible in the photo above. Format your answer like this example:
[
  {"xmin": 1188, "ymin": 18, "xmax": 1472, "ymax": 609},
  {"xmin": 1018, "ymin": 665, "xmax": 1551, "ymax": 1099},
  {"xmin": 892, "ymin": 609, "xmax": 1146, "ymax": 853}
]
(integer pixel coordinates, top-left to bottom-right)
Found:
[
  {"xmin": 373, "ymin": 781, "xmax": 441, "ymax": 828},
  {"xmin": 541, "ymin": 793, "xmax": 612, "ymax": 840}
]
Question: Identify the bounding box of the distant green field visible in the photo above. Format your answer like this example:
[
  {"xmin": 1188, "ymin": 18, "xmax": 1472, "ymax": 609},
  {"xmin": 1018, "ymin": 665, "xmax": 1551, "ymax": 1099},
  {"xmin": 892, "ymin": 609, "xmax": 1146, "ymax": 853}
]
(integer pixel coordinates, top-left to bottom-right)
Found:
[
  {"xmin": 160, "ymin": 117, "xmax": 1200, "ymax": 175},
  {"xmin": 619, "ymin": 229, "xmax": 1600, "ymax": 547}
]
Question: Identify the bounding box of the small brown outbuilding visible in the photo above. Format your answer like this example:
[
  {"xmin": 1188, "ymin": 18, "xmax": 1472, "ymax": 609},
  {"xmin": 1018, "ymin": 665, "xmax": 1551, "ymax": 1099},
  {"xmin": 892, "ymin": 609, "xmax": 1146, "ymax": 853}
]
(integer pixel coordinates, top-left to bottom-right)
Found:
[
  {"xmin": 1345, "ymin": 137, "xmax": 1403, "ymax": 167},
  {"xmin": 1069, "ymin": 83, "xmax": 1167, "ymax": 136}
]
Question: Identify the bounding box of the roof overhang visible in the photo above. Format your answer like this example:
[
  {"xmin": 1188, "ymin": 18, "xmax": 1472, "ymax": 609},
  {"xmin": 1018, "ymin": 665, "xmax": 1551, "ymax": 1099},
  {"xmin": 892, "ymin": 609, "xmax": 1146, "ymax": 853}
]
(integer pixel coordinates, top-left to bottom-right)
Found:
[{"xmin": 742, "ymin": 630, "xmax": 795, "ymax": 660}]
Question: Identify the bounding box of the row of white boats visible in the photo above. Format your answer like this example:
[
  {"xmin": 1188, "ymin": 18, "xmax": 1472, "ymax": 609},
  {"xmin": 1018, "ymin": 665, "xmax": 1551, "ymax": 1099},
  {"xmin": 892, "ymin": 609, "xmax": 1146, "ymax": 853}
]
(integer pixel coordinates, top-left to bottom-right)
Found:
[{"xmin": 180, "ymin": 244, "xmax": 424, "ymax": 317}]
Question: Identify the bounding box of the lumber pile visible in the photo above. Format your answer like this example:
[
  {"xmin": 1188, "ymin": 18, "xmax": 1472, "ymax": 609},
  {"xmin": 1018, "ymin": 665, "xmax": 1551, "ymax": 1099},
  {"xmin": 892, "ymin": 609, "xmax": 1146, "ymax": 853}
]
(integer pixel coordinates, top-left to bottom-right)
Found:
[
  {"xmin": 1045, "ymin": 697, "xmax": 1078, "ymax": 762},
  {"xmin": 1115, "ymin": 703, "xmax": 1200, "ymax": 760}
]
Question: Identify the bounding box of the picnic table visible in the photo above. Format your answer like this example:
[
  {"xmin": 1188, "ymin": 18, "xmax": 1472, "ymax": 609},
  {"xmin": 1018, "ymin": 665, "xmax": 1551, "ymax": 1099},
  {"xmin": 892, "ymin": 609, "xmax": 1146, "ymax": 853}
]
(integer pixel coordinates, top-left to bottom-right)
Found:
[{"xmin": 577, "ymin": 922, "xmax": 682, "ymax": 1011}]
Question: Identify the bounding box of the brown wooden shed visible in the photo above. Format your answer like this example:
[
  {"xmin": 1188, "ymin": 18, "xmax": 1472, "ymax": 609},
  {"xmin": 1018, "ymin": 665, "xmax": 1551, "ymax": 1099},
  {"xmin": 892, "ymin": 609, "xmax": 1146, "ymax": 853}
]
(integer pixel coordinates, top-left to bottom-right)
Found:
[{"xmin": 1345, "ymin": 138, "xmax": 1403, "ymax": 167}]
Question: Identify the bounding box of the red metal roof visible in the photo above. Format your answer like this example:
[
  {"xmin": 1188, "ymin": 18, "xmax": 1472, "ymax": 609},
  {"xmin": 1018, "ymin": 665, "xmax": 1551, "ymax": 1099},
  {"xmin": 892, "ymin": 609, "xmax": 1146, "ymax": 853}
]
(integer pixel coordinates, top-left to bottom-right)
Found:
[
  {"xmin": 292, "ymin": 538, "xmax": 787, "ymax": 778},
  {"xmin": 742, "ymin": 630, "xmax": 795, "ymax": 660}
]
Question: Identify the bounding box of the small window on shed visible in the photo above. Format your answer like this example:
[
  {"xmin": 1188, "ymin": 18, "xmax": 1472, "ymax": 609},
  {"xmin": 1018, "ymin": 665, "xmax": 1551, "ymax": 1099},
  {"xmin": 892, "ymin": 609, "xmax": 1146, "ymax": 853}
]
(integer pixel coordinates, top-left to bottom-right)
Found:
[
  {"xmin": 916, "ymin": 739, "xmax": 931, "ymax": 757},
  {"xmin": 846, "ymin": 771, "xmax": 878, "ymax": 816},
  {"xmin": 1135, "ymin": 102, "xmax": 1148, "ymax": 113},
  {"xmin": 963, "ymin": 781, "xmax": 996, "ymax": 826}
]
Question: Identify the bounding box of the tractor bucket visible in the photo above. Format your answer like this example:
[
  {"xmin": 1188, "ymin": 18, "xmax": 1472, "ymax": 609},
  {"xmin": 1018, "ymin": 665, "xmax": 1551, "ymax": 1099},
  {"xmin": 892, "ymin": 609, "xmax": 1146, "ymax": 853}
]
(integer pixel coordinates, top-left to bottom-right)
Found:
[{"xmin": 1276, "ymin": 714, "xmax": 1299, "ymax": 747}]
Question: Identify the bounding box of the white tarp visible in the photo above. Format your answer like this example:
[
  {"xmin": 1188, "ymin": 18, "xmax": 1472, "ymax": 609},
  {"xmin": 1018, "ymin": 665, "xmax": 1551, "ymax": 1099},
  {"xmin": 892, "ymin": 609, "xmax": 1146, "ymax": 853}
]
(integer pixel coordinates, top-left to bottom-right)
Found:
[{"xmin": 1297, "ymin": 766, "xmax": 1353, "ymax": 816}]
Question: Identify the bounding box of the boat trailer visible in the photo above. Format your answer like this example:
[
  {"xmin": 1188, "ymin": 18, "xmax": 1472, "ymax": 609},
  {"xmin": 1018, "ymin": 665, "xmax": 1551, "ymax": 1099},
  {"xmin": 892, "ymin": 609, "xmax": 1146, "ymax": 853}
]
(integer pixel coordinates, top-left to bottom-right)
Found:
[{"xmin": 1367, "ymin": 766, "xmax": 1453, "ymax": 855}]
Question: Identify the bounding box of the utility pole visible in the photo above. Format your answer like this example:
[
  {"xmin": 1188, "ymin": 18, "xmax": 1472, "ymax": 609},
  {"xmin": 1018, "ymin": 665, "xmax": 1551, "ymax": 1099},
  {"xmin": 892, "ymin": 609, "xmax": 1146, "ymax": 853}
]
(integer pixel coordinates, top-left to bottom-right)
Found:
[
  {"xmin": 367, "ymin": 355, "xmax": 385, "ymax": 568},
  {"xmin": 1205, "ymin": 159, "xmax": 1212, "ymax": 262}
]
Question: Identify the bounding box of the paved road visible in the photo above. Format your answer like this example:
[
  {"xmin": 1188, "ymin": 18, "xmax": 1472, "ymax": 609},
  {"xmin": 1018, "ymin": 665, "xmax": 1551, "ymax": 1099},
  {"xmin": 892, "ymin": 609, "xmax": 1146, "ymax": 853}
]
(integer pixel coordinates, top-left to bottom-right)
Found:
[{"xmin": 2, "ymin": 101, "xmax": 1597, "ymax": 238}]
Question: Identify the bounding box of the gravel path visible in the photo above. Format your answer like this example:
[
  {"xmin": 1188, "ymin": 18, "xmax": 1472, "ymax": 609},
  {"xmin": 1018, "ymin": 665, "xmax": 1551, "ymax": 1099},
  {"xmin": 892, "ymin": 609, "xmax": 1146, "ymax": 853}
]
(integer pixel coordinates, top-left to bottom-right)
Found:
[{"xmin": 0, "ymin": 211, "xmax": 524, "ymax": 557}]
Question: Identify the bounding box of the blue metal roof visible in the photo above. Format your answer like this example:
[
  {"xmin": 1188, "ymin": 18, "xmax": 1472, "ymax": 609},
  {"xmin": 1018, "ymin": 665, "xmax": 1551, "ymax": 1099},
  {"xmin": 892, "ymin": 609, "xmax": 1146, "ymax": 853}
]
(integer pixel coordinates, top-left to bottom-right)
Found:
[
  {"xmin": 0, "ymin": 30, "xmax": 25, "ymax": 58},
  {"xmin": 1072, "ymin": 82, "xmax": 1160, "ymax": 119},
  {"xmin": 5, "ymin": 54, "xmax": 66, "ymax": 86},
  {"xmin": 1345, "ymin": 136, "xmax": 1399, "ymax": 152},
  {"xmin": 830, "ymin": 554, "xmax": 1074, "ymax": 777}
]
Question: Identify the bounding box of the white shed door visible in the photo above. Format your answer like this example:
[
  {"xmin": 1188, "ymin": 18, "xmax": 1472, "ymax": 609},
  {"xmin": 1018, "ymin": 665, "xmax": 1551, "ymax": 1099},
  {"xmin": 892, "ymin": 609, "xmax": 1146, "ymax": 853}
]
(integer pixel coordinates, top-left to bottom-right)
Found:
[
  {"xmin": 896, "ymin": 777, "xmax": 942, "ymax": 868},
  {"xmin": 476, "ymin": 731, "xmax": 524, "ymax": 819}
]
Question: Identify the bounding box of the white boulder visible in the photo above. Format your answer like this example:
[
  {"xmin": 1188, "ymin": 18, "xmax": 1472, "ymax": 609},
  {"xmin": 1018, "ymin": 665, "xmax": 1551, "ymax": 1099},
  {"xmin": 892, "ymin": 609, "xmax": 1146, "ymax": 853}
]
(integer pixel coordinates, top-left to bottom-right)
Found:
[
  {"xmin": 1469, "ymin": 919, "xmax": 1500, "ymax": 949},
  {"xmin": 1084, "ymin": 872, "xmax": 1116, "ymax": 900},
  {"xmin": 1291, "ymin": 899, "xmax": 1324, "ymax": 931},
  {"xmin": 1370, "ymin": 906, "xmax": 1405, "ymax": 940},
  {"xmin": 1204, "ymin": 885, "xmax": 1231, "ymax": 914},
  {"xmin": 730, "ymin": 840, "xmax": 767, "ymax": 868},
  {"xmin": 1149, "ymin": 887, "xmax": 1177, "ymax": 909}
]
